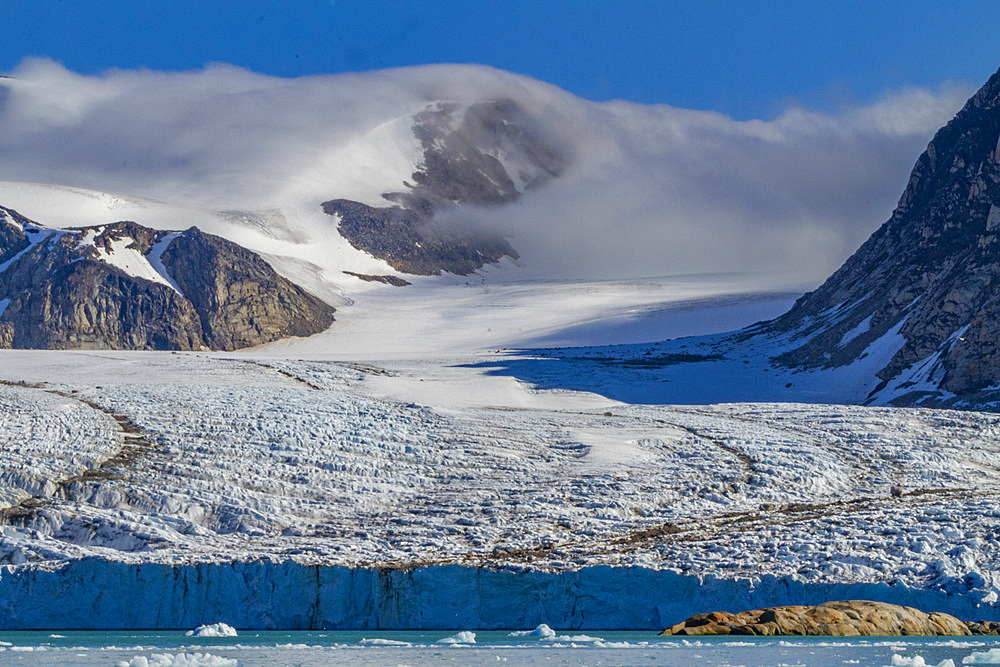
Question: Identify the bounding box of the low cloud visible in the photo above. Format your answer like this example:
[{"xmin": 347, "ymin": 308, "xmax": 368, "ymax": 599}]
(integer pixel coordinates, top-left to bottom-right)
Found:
[{"xmin": 0, "ymin": 58, "xmax": 974, "ymax": 285}]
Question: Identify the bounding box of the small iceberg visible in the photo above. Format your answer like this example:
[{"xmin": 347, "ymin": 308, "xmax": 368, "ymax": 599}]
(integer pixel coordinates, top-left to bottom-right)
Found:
[
  {"xmin": 436, "ymin": 631, "xmax": 476, "ymax": 644},
  {"xmin": 508, "ymin": 624, "xmax": 556, "ymax": 638},
  {"xmin": 961, "ymin": 647, "xmax": 1000, "ymax": 664},
  {"xmin": 185, "ymin": 623, "xmax": 238, "ymax": 638},
  {"xmin": 884, "ymin": 655, "xmax": 955, "ymax": 667}
]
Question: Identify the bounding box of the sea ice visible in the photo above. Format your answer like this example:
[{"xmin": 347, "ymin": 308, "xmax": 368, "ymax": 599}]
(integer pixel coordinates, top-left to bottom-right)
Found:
[
  {"xmin": 963, "ymin": 648, "xmax": 1000, "ymax": 664},
  {"xmin": 887, "ymin": 655, "xmax": 956, "ymax": 667},
  {"xmin": 115, "ymin": 655, "xmax": 236, "ymax": 667},
  {"xmin": 359, "ymin": 637, "xmax": 410, "ymax": 646},
  {"xmin": 436, "ymin": 631, "xmax": 476, "ymax": 644}
]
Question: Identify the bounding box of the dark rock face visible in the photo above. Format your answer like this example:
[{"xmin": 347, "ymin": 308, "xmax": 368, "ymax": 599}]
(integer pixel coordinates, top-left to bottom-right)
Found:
[
  {"xmin": 0, "ymin": 208, "xmax": 31, "ymax": 265},
  {"xmin": 0, "ymin": 210, "xmax": 334, "ymax": 351},
  {"xmin": 325, "ymin": 99, "xmax": 565, "ymax": 275},
  {"xmin": 662, "ymin": 600, "xmax": 973, "ymax": 636},
  {"xmin": 769, "ymin": 67, "xmax": 1000, "ymax": 400},
  {"xmin": 341, "ymin": 271, "xmax": 411, "ymax": 286},
  {"xmin": 160, "ymin": 227, "xmax": 335, "ymax": 350},
  {"xmin": 324, "ymin": 199, "xmax": 518, "ymax": 276}
]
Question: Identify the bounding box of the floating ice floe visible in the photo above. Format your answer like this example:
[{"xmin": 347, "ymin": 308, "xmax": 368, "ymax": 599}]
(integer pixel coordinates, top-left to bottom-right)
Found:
[
  {"xmin": 115, "ymin": 653, "xmax": 236, "ymax": 667},
  {"xmin": 509, "ymin": 624, "xmax": 556, "ymax": 638},
  {"xmin": 436, "ymin": 631, "xmax": 476, "ymax": 644},
  {"xmin": 886, "ymin": 654, "xmax": 956, "ymax": 667},
  {"xmin": 359, "ymin": 638, "xmax": 411, "ymax": 646},
  {"xmin": 185, "ymin": 623, "xmax": 237, "ymax": 638},
  {"xmin": 962, "ymin": 648, "xmax": 1000, "ymax": 664}
]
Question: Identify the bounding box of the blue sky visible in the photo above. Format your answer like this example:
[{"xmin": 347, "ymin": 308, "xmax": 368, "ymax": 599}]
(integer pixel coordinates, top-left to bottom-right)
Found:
[{"xmin": 3, "ymin": 0, "xmax": 998, "ymax": 119}]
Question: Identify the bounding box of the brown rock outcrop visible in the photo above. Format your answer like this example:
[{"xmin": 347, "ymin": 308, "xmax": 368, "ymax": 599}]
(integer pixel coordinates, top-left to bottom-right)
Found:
[
  {"xmin": 0, "ymin": 210, "xmax": 335, "ymax": 351},
  {"xmin": 661, "ymin": 600, "xmax": 973, "ymax": 636},
  {"xmin": 159, "ymin": 227, "xmax": 335, "ymax": 350}
]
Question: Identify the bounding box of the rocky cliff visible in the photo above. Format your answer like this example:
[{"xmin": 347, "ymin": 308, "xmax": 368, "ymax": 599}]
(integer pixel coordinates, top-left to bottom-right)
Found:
[
  {"xmin": 324, "ymin": 99, "xmax": 565, "ymax": 275},
  {"xmin": 0, "ymin": 208, "xmax": 334, "ymax": 350},
  {"xmin": 767, "ymin": 66, "xmax": 1000, "ymax": 404},
  {"xmin": 160, "ymin": 227, "xmax": 334, "ymax": 350}
]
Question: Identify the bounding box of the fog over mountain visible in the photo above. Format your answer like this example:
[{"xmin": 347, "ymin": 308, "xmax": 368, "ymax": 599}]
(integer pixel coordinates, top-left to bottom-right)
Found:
[{"xmin": 0, "ymin": 58, "xmax": 972, "ymax": 283}]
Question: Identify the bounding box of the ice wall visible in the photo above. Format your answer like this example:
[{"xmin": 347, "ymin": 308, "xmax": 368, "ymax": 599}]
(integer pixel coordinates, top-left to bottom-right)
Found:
[{"xmin": 0, "ymin": 559, "xmax": 995, "ymax": 630}]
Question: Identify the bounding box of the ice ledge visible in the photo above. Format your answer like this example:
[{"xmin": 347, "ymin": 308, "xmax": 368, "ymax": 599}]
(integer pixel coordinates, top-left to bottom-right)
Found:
[{"xmin": 0, "ymin": 559, "xmax": 996, "ymax": 630}]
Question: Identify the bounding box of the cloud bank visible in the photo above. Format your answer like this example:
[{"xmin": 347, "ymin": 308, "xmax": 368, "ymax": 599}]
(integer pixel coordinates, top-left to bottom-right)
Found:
[{"xmin": 0, "ymin": 58, "xmax": 974, "ymax": 284}]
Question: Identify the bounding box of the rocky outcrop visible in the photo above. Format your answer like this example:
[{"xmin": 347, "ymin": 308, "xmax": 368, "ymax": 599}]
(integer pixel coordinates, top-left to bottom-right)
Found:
[
  {"xmin": 0, "ymin": 209, "xmax": 334, "ymax": 351},
  {"xmin": 342, "ymin": 271, "xmax": 411, "ymax": 286},
  {"xmin": 766, "ymin": 66, "xmax": 1000, "ymax": 403},
  {"xmin": 325, "ymin": 99, "xmax": 565, "ymax": 275},
  {"xmin": 159, "ymin": 227, "xmax": 334, "ymax": 350},
  {"xmin": 325, "ymin": 199, "xmax": 517, "ymax": 276},
  {"xmin": 662, "ymin": 600, "xmax": 973, "ymax": 636},
  {"xmin": 0, "ymin": 207, "xmax": 31, "ymax": 265}
]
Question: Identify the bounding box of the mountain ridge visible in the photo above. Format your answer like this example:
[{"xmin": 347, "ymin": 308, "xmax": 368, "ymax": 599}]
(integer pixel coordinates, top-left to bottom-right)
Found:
[
  {"xmin": 0, "ymin": 207, "xmax": 334, "ymax": 350},
  {"xmin": 765, "ymin": 65, "xmax": 1000, "ymax": 403}
]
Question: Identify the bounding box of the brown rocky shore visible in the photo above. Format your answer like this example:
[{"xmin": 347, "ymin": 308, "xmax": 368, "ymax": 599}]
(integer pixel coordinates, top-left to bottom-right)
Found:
[{"xmin": 661, "ymin": 600, "xmax": 1000, "ymax": 636}]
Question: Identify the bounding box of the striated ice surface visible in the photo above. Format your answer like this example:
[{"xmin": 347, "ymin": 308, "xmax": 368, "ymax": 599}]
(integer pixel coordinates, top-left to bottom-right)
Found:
[{"xmin": 1, "ymin": 351, "xmax": 1000, "ymax": 628}]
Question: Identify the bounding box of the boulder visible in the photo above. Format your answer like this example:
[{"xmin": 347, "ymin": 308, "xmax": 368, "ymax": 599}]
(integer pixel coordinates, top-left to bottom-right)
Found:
[{"xmin": 661, "ymin": 600, "xmax": 973, "ymax": 636}]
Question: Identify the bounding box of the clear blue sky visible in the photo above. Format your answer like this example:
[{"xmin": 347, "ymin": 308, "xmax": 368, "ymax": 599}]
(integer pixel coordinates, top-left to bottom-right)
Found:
[{"xmin": 2, "ymin": 0, "xmax": 999, "ymax": 119}]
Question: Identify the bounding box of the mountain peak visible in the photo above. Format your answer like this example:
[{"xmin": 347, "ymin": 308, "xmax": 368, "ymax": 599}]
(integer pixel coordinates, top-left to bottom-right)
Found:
[{"xmin": 769, "ymin": 66, "xmax": 1000, "ymax": 403}]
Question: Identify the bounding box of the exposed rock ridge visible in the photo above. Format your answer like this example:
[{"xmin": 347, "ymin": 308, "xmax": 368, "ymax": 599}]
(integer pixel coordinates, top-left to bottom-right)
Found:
[
  {"xmin": 767, "ymin": 66, "xmax": 1000, "ymax": 400},
  {"xmin": 662, "ymin": 600, "xmax": 981, "ymax": 636},
  {"xmin": 0, "ymin": 207, "xmax": 32, "ymax": 265},
  {"xmin": 0, "ymin": 208, "xmax": 334, "ymax": 350},
  {"xmin": 160, "ymin": 227, "xmax": 334, "ymax": 350},
  {"xmin": 325, "ymin": 98, "xmax": 565, "ymax": 275}
]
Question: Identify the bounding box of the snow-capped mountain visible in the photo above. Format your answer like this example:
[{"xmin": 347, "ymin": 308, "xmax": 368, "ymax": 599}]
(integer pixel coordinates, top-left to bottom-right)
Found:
[
  {"xmin": 325, "ymin": 98, "xmax": 565, "ymax": 275},
  {"xmin": 3, "ymin": 62, "xmax": 1000, "ymax": 632},
  {"xmin": 0, "ymin": 207, "xmax": 333, "ymax": 350},
  {"xmin": 0, "ymin": 60, "xmax": 969, "ymax": 286},
  {"xmin": 768, "ymin": 66, "xmax": 1000, "ymax": 405}
]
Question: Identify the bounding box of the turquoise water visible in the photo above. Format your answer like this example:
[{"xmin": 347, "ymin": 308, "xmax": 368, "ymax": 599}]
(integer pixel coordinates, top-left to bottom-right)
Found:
[{"xmin": 1, "ymin": 630, "xmax": 999, "ymax": 666}]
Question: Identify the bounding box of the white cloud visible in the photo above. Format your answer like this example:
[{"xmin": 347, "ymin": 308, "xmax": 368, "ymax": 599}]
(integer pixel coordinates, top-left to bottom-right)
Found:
[{"xmin": 0, "ymin": 58, "xmax": 974, "ymax": 284}]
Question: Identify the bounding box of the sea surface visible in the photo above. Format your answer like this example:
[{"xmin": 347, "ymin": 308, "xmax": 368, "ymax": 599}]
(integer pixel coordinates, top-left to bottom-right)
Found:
[{"xmin": 1, "ymin": 630, "xmax": 1000, "ymax": 666}]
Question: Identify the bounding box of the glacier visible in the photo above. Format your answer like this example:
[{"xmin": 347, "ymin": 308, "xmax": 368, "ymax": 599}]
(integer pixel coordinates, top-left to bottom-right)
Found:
[
  {"xmin": 1, "ymin": 350, "xmax": 1000, "ymax": 629},
  {"xmin": 2, "ymin": 560, "xmax": 998, "ymax": 630}
]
